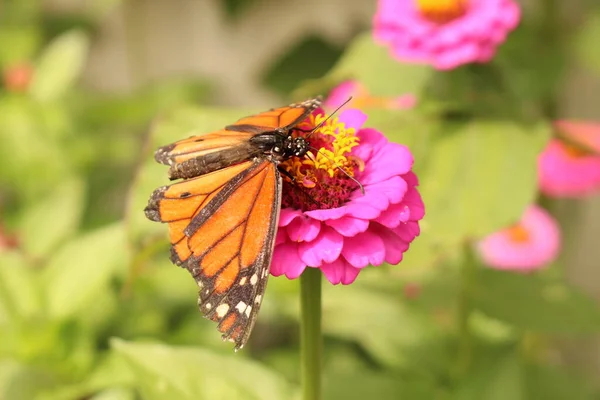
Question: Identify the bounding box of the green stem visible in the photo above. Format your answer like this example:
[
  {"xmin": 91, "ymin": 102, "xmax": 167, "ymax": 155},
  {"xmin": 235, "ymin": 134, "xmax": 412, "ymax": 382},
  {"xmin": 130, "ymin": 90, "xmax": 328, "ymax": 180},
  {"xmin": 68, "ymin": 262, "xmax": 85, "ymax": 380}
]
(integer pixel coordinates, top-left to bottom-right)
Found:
[
  {"xmin": 454, "ymin": 244, "xmax": 477, "ymax": 379},
  {"xmin": 300, "ymin": 267, "xmax": 322, "ymax": 400}
]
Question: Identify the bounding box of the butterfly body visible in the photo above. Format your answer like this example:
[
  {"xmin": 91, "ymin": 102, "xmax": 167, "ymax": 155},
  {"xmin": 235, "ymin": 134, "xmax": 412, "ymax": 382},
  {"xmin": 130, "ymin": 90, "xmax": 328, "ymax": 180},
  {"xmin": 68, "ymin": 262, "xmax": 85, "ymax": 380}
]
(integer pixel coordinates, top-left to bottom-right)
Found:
[{"xmin": 145, "ymin": 97, "xmax": 321, "ymax": 349}]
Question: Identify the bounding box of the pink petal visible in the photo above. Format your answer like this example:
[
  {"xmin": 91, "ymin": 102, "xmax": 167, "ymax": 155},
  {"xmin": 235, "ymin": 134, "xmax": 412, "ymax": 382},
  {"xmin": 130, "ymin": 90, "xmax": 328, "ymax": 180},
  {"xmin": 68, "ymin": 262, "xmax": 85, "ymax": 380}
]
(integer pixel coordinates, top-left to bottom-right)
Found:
[
  {"xmin": 375, "ymin": 202, "xmax": 411, "ymax": 228},
  {"xmin": 341, "ymin": 230, "xmax": 386, "ymax": 268},
  {"xmin": 477, "ymin": 205, "xmax": 561, "ymax": 271},
  {"xmin": 298, "ymin": 227, "xmax": 344, "ymax": 267},
  {"xmin": 324, "ymin": 81, "xmax": 358, "ymax": 110},
  {"xmin": 275, "ymin": 230, "xmax": 287, "ymax": 245},
  {"xmin": 338, "ymin": 109, "xmax": 368, "ymax": 131},
  {"xmin": 358, "ymin": 141, "xmax": 414, "ymax": 185},
  {"xmin": 305, "ymin": 207, "xmax": 347, "ymax": 221},
  {"xmin": 279, "ymin": 208, "xmax": 302, "ymax": 226},
  {"xmin": 271, "ymin": 242, "xmax": 306, "ymax": 279},
  {"xmin": 286, "ymin": 215, "xmax": 321, "ymax": 242},
  {"xmin": 372, "ymin": 224, "xmax": 410, "ymax": 264},
  {"xmin": 326, "ymin": 216, "xmax": 370, "ymax": 237},
  {"xmin": 320, "ymin": 259, "xmax": 361, "ymax": 285}
]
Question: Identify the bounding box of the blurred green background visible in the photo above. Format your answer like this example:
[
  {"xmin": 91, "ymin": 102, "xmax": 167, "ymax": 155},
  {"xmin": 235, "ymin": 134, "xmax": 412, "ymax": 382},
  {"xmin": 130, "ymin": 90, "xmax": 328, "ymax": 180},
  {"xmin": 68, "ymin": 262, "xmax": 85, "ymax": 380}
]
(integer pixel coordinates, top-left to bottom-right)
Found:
[{"xmin": 2, "ymin": 0, "xmax": 600, "ymax": 399}]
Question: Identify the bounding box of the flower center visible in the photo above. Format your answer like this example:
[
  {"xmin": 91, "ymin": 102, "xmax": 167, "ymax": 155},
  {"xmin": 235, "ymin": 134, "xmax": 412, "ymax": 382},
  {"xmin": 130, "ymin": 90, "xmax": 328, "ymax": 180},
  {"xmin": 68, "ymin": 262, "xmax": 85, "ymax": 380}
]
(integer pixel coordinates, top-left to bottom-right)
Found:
[
  {"xmin": 415, "ymin": 0, "xmax": 469, "ymax": 24},
  {"xmin": 562, "ymin": 142, "xmax": 589, "ymax": 159},
  {"xmin": 507, "ymin": 224, "xmax": 530, "ymax": 243},
  {"xmin": 280, "ymin": 113, "xmax": 363, "ymax": 211}
]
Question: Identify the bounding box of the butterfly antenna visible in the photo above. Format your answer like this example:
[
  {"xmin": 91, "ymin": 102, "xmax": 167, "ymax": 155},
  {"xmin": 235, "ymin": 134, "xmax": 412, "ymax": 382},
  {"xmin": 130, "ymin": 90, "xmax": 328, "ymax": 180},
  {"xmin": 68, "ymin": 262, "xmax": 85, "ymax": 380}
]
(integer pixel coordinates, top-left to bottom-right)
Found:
[
  {"xmin": 300, "ymin": 96, "xmax": 353, "ymax": 138},
  {"xmin": 306, "ymin": 148, "xmax": 365, "ymax": 195}
]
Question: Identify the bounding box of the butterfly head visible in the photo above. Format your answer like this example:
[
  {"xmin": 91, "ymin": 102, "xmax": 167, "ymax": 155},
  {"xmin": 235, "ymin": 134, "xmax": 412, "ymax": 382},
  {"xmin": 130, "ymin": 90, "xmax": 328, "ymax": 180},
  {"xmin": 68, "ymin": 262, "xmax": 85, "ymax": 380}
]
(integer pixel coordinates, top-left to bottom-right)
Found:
[{"xmin": 273, "ymin": 135, "xmax": 309, "ymax": 160}]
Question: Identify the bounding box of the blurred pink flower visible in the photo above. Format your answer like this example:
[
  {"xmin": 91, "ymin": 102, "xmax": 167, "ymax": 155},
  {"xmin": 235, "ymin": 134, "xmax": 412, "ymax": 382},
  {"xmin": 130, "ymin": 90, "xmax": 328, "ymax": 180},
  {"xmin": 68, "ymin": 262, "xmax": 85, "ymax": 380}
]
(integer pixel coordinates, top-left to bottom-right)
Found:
[
  {"xmin": 2, "ymin": 62, "xmax": 33, "ymax": 92},
  {"xmin": 271, "ymin": 107, "xmax": 424, "ymax": 284},
  {"xmin": 324, "ymin": 80, "xmax": 417, "ymax": 111},
  {"xmin": 477, "ymin": 205, "xmax": 560, "ymax": 271},
  {"xmin": 373, "ymin": 0, "xmax": 521, "ymax": 70},
  {"xmin": 538, "ymin": 121, "xmax": 600, "ymax": 198}
]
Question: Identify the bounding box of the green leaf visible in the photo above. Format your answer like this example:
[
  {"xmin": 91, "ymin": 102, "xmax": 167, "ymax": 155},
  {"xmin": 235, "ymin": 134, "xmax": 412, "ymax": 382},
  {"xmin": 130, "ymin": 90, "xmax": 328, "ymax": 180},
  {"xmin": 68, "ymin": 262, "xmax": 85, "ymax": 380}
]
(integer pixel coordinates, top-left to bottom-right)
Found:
[
  {"xmin": 454, "ymin": 353, "xmax": 525, "ymax": 400},
  {"xmin": 0, "ymin": 252, "xmax": 42, "ymax": 323},
  {"xmin": 473, "ymin": 268, "xmax": 600, "ymax": 334},
  {"xmin": 525, "ymin": 363, "xmax": 596, "ymax": 400},
  {"xmin": 325, "ymin": 32, "xmax": 433, "ymax": 96},
  {"xmin": 412, "ymin": 120, "xmax": 550, "ymax": 266},
  {"xmin": 30, "ymin": 30, "xmax": 89, "ymax": 102},
  {"xmin": 0, "ymin": 360, "xmax": 58, "ymax": 400},
  {"xmin": 0, "ymin": 26, "xmax": 41, "ymax": 66},
  {"xmin": 18, "ymin": 178, "xmax": 85, "ymax": 258},
  {"xmin": 323, "ymin": 284, "xmax": 446, "ymax": 371},
  {"xmin": 42, "ymin": 223, "xmax": 128, "ymax": 320},
  {"xmin": 112, "ymin": 339, "xmax": 296, "ymax": 400},
  {"xmin": 575, "ymin": 10, "xmax": 600, "ymax": 76},
  {"xmin": 0, "ymin": 97, "xmax": 71, "ymax": 200},
  {"xmin": 88, "ymin": 388, "xmax": 137, "ymax": 400}
]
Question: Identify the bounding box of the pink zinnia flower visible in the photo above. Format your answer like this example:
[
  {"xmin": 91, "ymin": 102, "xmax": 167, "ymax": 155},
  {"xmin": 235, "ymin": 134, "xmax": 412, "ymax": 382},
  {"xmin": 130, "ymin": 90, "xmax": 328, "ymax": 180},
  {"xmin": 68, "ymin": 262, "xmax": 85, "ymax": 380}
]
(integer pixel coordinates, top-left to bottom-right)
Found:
[
  {"xmin": 373, "ymin": 0, "xmax": 521, "ymax": 70},
  {"xmin": 324, "ymin": 80, "xmax": 417, "ymax": 111},
  {"xmin": 538, "ymin": 121, "xmax": 600, "ymax": 198},
  {"xmin": 270, "ymin": 108, "xmax": 424, "ymax": 284},
  {"xmin": 477, "ymin": 205, "xmax": 560, "ymax": 271}
]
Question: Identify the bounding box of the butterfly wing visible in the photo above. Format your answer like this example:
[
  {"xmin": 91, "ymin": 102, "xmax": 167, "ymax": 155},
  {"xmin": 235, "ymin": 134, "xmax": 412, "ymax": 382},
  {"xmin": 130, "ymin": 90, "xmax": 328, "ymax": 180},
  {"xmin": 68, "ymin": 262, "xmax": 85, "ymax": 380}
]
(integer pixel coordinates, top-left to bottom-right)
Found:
[
  {"xmin": 145, "ymin": 159, "xmax": 281, "ymax": 349},
  {"xmin": 154, "ymin": 97, "xmax": 322, "ymax": 175},
  {"xmin": 226, "ymin": 97, "xmax": 322, "ymax": 133}
]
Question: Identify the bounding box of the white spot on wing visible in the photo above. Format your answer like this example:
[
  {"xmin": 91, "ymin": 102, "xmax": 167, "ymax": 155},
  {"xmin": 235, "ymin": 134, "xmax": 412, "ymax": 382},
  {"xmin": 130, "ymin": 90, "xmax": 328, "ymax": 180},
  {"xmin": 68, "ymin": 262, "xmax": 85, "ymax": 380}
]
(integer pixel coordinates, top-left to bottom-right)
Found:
[
  {"xmin": 235, "ymin": 301, "xmax": 247, "ymax": 313},
  {"xmin": 216, "ymin": 304, "xmax": 229, "ymax": 318},
  {"xmin": 245, "ymin": 305, "xmax": 252, "ymax": 318},
  {"xmin": 254, "ymin": 294, "xmax": 262, "ymax": 304},
  {"xmin": 239, "ymin": 277, "xmax": 247, "ymax": 286},
  {"xmin": 250, "ymin": 274, "xmax": 258, "ymax": 286},
  {"xmin": 205, "ymin": 303, "xmax": 212, "ymax": 310}
]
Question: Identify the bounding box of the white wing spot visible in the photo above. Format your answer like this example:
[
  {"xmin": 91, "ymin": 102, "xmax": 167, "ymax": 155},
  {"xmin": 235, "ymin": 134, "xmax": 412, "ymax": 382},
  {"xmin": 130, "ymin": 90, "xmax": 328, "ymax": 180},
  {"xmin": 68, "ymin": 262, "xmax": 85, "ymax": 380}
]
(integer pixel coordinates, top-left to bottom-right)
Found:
[
  {"xmin": 205, "ymin": 303, "xmax": 212, "ymax": 310},
  {"xmin": 245, "ymin": 305, "xmax": 252, "ymax": 318},
  {"xmin": 235, "ymin": 301, "xmax": 247, "ymax": 313},
  {"xmin": 216, "ymin": 304, "xmax": 229, "ymax": 318},
  {"xmin": 254, "ymin": 294, "xmax": 262, "ymax": 304},
  {"xmin": 250, "ymin": 274, "xmax": 258, "ymax": 286},
  {"xmin": 239, "ymin": 277, "xmax": 247, "ymax": 286}
]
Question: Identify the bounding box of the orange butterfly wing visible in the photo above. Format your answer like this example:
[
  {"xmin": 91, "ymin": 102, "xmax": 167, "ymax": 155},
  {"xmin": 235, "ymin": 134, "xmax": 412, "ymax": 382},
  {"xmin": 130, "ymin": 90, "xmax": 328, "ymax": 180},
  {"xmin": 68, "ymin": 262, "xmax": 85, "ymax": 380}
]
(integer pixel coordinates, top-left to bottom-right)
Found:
[
  {"xmin": 145, "ymin": 97, "xmax": 321, "ymax": 349},
  {"xmin": 146, "ymin": 159, "xmax": 281, "ymax": 349},
  {"xmin": 154, "ymin": 98, "xmax": 321, "ymax": 173}
]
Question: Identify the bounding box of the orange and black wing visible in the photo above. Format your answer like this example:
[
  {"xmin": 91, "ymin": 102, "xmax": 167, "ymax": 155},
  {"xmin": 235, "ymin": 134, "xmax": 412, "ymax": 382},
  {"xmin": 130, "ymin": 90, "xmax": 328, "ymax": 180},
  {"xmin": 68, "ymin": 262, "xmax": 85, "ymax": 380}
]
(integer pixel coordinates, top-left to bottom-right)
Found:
[
  {"xmin": 154, "ymin": 97, "xmax": 322, "ymax": 179},
  {"xmin": 145, "ymin": 159, "xmax": 281, "ymax": 349},
  {"xmin": 226, "ymin": 97, "xmax": 322, "ymax": 133}
]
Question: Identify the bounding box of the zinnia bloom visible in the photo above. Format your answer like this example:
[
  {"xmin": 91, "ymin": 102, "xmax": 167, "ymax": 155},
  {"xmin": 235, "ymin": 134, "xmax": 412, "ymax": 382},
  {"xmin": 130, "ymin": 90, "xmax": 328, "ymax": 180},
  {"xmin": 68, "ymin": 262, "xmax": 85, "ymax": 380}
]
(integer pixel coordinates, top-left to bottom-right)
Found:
[
  {"xmin": 324, "ymin": 80, "xmax": 417, "ymax": 110},
  {"xmin": 477, "ymin": 205, "xmax": 560, "ymax": 271},
  {"xmin": 538, "ymin": 121, "xmax": 600, "ymax": 198},
  {"xmin": 270, "ymin": 107, "xmax": 424, "ymax": 284},
  {"xmin": 373, "ymin": 0, "xmax": 521, "ymax": 70}
]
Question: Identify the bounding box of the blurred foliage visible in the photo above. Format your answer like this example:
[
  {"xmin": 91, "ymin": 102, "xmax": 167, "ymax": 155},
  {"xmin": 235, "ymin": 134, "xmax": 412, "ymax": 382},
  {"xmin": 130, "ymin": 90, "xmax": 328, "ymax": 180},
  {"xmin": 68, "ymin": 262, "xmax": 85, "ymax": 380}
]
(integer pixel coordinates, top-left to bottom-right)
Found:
[{"xmin": 2, "ymin": 0, "xmax": 600, "ymax": 399}]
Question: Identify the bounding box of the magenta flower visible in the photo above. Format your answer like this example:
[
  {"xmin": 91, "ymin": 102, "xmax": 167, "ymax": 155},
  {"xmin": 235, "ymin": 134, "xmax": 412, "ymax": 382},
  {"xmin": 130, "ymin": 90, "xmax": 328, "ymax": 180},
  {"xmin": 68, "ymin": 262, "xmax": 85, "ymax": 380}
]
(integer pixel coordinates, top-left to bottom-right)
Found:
[
  {"xmin": 270, "ymin": 108, "xmax": 424, "ymax": 284},
  {"xmin": 538, "ymin": 121, "xmax": 600, "ymax": 198},
  {"xmin": 324, "ymin": 80, "xmax": 417, "ymax": 111},
  {"xmin": 373, "ymin": 0, "xmax": 521, "ymax": 70},
  {"xmin": 477, "ymin": 205, "xmax": 560, "ymax": 271}
]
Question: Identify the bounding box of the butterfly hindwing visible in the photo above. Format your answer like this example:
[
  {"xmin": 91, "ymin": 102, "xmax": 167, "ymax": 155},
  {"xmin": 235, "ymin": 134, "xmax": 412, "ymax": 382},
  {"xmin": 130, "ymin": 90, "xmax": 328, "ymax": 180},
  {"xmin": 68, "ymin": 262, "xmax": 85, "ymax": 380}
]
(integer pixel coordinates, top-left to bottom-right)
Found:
[
  {"xmin": 145, "ymin": 161, "xmax": 255, "ymax": 266},
  {"xmin": 145, "ymin": 159, "xmax": 281, "ymax": 349},
  {"xmin": 186, "ymin": 160, "xmax": 280, "ymax": 349}
]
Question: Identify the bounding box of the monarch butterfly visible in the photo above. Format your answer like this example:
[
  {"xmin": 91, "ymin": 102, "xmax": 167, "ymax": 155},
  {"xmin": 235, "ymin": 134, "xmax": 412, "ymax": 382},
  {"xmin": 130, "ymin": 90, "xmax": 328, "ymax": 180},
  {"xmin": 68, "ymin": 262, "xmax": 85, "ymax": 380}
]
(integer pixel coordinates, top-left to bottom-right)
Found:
[{"xmin": 145, "ymin": 97, "xmax": 322, "ymax": 350}]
